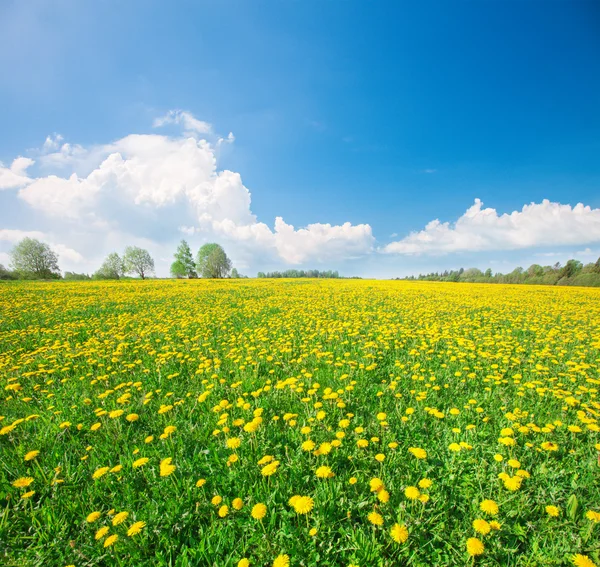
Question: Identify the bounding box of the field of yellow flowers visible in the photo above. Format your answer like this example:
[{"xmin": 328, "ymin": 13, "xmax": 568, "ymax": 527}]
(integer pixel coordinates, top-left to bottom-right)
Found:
[{"xmin": 1, "ymin": 279, "xmax": 599, "ymax": 567}]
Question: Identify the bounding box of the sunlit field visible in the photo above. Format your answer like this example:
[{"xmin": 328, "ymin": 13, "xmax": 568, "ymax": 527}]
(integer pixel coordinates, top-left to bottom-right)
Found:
[{"xmin": 1, "ymin": 279, "xmax": 599, "ymax": 567}]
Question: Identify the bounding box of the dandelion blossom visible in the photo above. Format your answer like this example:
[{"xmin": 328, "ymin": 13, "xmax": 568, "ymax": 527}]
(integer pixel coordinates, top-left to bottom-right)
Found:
[
  {"xmin": 367, "ymin": 511, "xmax": 384, "ymax": 526},
  {"xmin": 12, "ymin": 477, "xmax": 34, "ymax": 488},
  {"xmin": 473, "ymin": 519, "xmax": 491, "ymax": 535},
  {"xmin": 571, "ymin": 555, "xmax": 597, "ymax": 567},
  {"xmin": 586, "ymin": 510, "xmax": 600, "ymax": 523},
  {"xmin": 127, "ymin": 521, "xmax": 146, "ymax": 536},
  {"xmin": 251, "ymin": 503, "xmax": 267, "ymax": 520},
  {"xmin": 404, "ymin": 486, "xmax": 420, "ymax": 500},
  {"xmin": 24, "ymin": 450, "xmax": 40, "ymax": 461},
  {"xmin": 112, "ymin": 511, "xmax": 129, "ymax": 526},
  {"xmin": 293, "ymin": 496, "xmax": 314, "ymax": 515},
  {"xmin": 104, "ymin": 534, "xmax": 118, "ymax": 547},
  {"xmin": 86, "ymin": 511, "xmax": 102, "ymax": 523},
  {"xmin": 546, "ymin": 505, "xmax": 560, "ymax": 517},
  {"xmin": 408, "ymin": 447, "xmax": 427, "ymax": 459},
  {"xmin": 159, "ymin": 457, "xmax": 176, "ymax": 477},
  {"xmin": 92, "ymin": 467, "xmax": 110, "ymax": 480},
  {"xmin": 272, "ymin": 555, "xmax": 290, "ymax": 567},
  {"xmin": 95, "ymin": 526, "xmax": 110, "ymax": 540},
  {"xmin": 238, "ymin": 560, "xmax": 250, "ymax": 567},
  {"xmin": 133, "ymin": 457, "xmax": 149, "ymax": 468},
  {"xmin": 218, "ymin": 505, "xmax": 229, "ymax": 517},
  {"xmin": 480, "ymin": 500, "xmax": 499, "ymax": 515},
  {"xmin": 466, "ymin": 537, "xmax": 484, "ymax": 557},
  {"xmin": 233, "ymin": 498, "xmax": 244, "ymax": 510},
  {"xmin": 316, "ymin": 466, "xmax": 334, "ymax": 479},
  {"xmin": 390, "ymin": 523, "xmax": 408, "ymax": 544}
]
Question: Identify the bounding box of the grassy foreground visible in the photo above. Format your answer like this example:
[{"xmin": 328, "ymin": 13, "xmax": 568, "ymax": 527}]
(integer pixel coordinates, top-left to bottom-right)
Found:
[{"xmin": 0, "ymin": 279, "xmax": 599, "ymax": 567}]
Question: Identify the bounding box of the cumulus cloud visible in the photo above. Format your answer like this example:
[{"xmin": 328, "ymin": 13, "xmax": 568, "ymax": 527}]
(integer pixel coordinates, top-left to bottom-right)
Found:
[
  {"xmin": 0, "ymin": 157, "xmax": 33, "ymax": 189},
  {"xmin": 9, "ymin": 111, "xmax": 374, "ymax": 273},
  {"xmin": 383, "ymin": 198, "xmax": 600, "ymax": 255},
  {"xmin": 153, "ymin": 109, "xmax": 212, "ymax": 134}
]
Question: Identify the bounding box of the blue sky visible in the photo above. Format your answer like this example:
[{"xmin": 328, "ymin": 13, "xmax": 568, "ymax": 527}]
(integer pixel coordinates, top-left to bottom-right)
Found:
[{"xmin": 1, "ymin": 0, "xmax": 599, "ymax": 277}]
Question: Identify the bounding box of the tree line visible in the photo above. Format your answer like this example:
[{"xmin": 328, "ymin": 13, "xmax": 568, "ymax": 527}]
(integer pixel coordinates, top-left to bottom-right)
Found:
[
  {"xmin": 257, "ymin": 269, "xmax": 342, "ymax": 279},
  {"xmin": 0, "ymin": 238, "xmax": 244, "ymax": 281},
  {"xmin": 400, "ymin": 258, "xmax": 600, "ymax": 287}
]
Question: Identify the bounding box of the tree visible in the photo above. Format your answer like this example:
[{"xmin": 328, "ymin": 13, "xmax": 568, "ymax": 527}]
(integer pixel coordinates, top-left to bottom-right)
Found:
[
  {"xmin": 170, "ymin": 260, "xmax": 187, "ymax": 279},
  {"xmin": 560, "ymin": 259, "xmax": 582, "ymax": 279},
  {"xmin": 230, "ymin": 267, "xmax": 240, "ymax": 279},
  {"xmin": 123, "ymin": 246, "xmax": 155, "ymax": 279},
  {"xmin": 10, "ymin": 238, "xmax": 60, "ymax": 279},
  {"xmin": 94, "ymin": 252, "xmax": 125, "ymax": 280},
  {"xmin": 196, "ymin": 243, "xmax": 231, "ymax": 279},
  {"xmin": 0, "ymin": 264, "xmax": 16, "ymax": 280},
  {"xmin": 64, "ymin": 272, "xmax": 91, "ymax": 281},
  {"xmin": 173, "ymin": 240, "xmax": 197, "ymax": 278}
]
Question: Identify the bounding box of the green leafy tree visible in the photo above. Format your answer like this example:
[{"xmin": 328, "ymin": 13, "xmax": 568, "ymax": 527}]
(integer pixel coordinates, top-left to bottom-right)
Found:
[
  {"xmin": 196, "ymin": 243, "xmax": 231, "ymax": 279},
  {"xmin": 230, "ymin": 267, "xmax": 240, "ymax": 279},
  {"xmin": 10, "ymin": 237, "xmax": 61, "ymax": 279},
  {"xmin": 94, "ymin": 252, "xmax": 125, "ymax": 280},
  {"xmin": 172, "ymin": 240, "xmax": 197, "ymax": 278},
  {"xmin": 123, "ymin": 246, "xmax": 155, "ymax": 279},
  {"xmin": 170, "ymin": 260, "xmax": 187, "ymax": 278}
]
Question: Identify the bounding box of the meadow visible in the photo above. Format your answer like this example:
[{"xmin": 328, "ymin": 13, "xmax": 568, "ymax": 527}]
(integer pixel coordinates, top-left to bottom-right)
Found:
[{"xmin": 0, "ymin": 279, "xmax": 599, "ymax": 567}]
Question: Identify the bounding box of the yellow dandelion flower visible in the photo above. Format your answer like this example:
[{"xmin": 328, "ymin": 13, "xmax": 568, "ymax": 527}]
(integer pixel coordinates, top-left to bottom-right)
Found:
[
  {"xmin": 238, "ymin": 560, "xmax": 250, "ymax": 567},
  {"xmin": 86, "ymin": 511, "xmax": 102, "ymax": 523},
  {"xmin": 12, "ymin": 477, "xmax": 34, "ymax": 488},
  {"xmin": 112, "ymin": 511, "xmax": 129, "ymax": 526},
  {"xmin": 92, "ymin": 467, "xmax": 110, "ymax": 480},
  {"xmin": 251, "ymin": 503, "xmax": 267, "ymax": 520},
  {"xmin": 473, "ymin": 519, "xmax": 491, "ymax": 535},
  {"xmin": 390, "ymin": 523, "xmax": 408, "ymax": 544},
  {"xmin": 218, "ymin": 505, "xmax": 229, "ymax": 517},
  {"xmin": 159, "ymin": 457, "xmax": 176, "ymax": 477},
  {"xmin": 232, "ymin": 498, "xmax": 244, "ymax": 510},
  {"xmin": 126, "ymin": 413, "xmax": 139, "ymax": 422},
  {"xmin": 369, "ymin": 478, "xmax": 384, "ymax": 492},
  {"xmin": 133, "ymin": 457, "xmax": 149, "ymax": 468},
  {"xmin": 196, "ymin": 478, "xmax": 206, "ymax": 487},
  {"xmin": 127, "ymin": 521, "xmax": 146, "ymax": 536},
  {"xmin": 226, "ymin": 437, "xmax": 241, "ymax": 449},
  {"xmin": 480, "ymin": 500, "xmax": 499, "ymax": 515},
  {"xmin": 349, "ymin": 477, "xmax": 358, "ymax": 485},
  {"xmin": 368, "ymin": 511, "xmax": 384, "ymax": 526},
  {"xmin": 273, "ymin": 555, "xmax": 289, "ymax": 567},
  {"xmin": 24, "ymin": 450, "xmax": 40, "ymax": 461},
  {"xmin": 404, "ymin": 486, "xmax": 420, "ymax": 500},
  {"xmin": 104, "ymin": 534, "xmax": 118, "ymax": 547},
  {"xmin": 408, "ymin": 447, "xmax": 427, "ymax": 459},
  {"xmin": 546, "ymin": 505, "xmax": 560, "ymax": 517},
  {"xmin": 418, "ymin": 478, "xmax": 432, "ymax": 489},
  {"xmin": 95, "ymin": 526, "xmax": 110, "ymax": 540},
  {"xmin": 586, "ymin": 510, "xmax": 600, "ymax": 523},
  {"xmin": 21, "ymin": 490, "xmax": 35, "ymax": 499},
  {"xmin": 466, "ymin": 537, "xmax": 484, "ymax": 556},
  {"xmin": 571, "ymin": 555, "xmax": 597, "ymax": 567},
  {"xmin": 377, "ymin": 489, "xmax": 390, "ymax": 503},
  {"xmin": 316, "ymin": 466, "xmax": 334, "ymax": 479},
  {"xmin": 293, "ymin": 496, "xmax": 314, "ymax": 514},
  {"xmin": 301, "ymin": 440, "xmax": 316, "ymax": 451},
  {"xmin": 261, "ymin": 461, "xmax": 280, "ymax": 476}
]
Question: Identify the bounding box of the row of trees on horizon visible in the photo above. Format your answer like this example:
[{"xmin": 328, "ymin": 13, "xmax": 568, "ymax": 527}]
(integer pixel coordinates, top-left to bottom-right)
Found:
[
  {"xmin": 400, "ymin": 258, "xmax": 600, "ymax": 287},
  {"xmin": 2, "ymin": 236, "xmax": 600, "ymax": 287}
]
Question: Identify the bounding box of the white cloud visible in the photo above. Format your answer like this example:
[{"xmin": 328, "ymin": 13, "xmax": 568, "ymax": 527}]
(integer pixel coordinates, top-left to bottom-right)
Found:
[
  {"xmin": 43, "ymin": 133, "xmax": 64, "ymax": 152},
  {"xmin": 0, "ymin": 157, "xmax": 34, "ymax": 189},
  {"xmin": 383, "ymin": 198, "xmax": 600, "ymax": 255},
  {"xmin": 10, "ymin": 111, "xmax": 374, "ymax": 274},
  {"xmin": 153, "ymin": 109, "xmax": 212, "ymax": 135}
]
